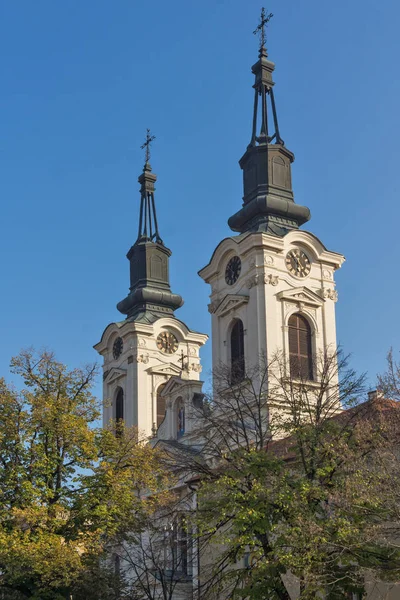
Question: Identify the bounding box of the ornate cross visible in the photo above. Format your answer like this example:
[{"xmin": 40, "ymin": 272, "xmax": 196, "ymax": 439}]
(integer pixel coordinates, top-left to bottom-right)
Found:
[
  {"xmin": 253, "ymin": 7, "xmax": 273, "ymax": 50},
  {"xmin": 178, "ymin": 350, "xmax": 189, "ymax": 372},
  {"xmin": 141, "ymin": 128, "xmax": 156, "ymax": 163}
]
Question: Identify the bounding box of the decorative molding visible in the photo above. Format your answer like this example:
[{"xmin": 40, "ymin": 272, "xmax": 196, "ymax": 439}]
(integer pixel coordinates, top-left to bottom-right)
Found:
[
  {"xmin": 267, "ymin": 274, "xmax": 279, "ymax": 286},
  {"xmin": 214, "ymin": 294, "xmax": 249, "ymax": 317},
  {"xmin": 188, "ymin": 346, "xmax": 198, "ymax": 357},
  {"xmin": 278, "ymin": 286, "xmax": 324, "ymax": 309},
  {"xmin": 320, "ymin": 288, "xmax": 338, "ymax": 302},
  {"xmin": 264, "ymin": 254, "xmax": 274, "ymax": 265},
  {"xmin": 208, "ymin": 301, "xmax": 218, "ymax": 314},
  {"xmin": 135, "ymin": 353, "xmax": 149, "ymax": 364},
  {"xmin": 285, "ymin": 302, "xmax": 294, "ymax": 315},
  {"xmin": 153, "ymin": 374, "xmax": 168, "ymax": 385},
  {"xmin": 189, "ymin": 363, "xmax": 202, "ymax": 373},
  {"xmin": 104, "ymin": 368, "xmax": 127, "ymax": 385},
  {"xmin": 322, "ymin": 269, "xmax": 333, "ymax": 280},
  {"xmin": 148, "ymin": 362, "xmax": 183, "ymax": 377},
  {"xmin": 137, "ymin": 338, "xmax": 147, "ymax": 348},
  {"xmin": 247, "ymin": 273, "xmax": 279, "ymax": 288}
]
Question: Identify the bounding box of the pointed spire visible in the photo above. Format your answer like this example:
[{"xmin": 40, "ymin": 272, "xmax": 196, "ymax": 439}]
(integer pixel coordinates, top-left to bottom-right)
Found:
[
  {"xmin": 228, "ymin": 11, "xmax": 310, "ymax": 236},
  {"xmin": 116, "ymin": 131, "xmax": 183, "ymax": 322},
  {"xmin": 137, "ymin": 130, "xmax": 162, "ymax": 243},
  {"xmin": 250, "ymin": 9, "xmax": 283, "ymax": 147}
]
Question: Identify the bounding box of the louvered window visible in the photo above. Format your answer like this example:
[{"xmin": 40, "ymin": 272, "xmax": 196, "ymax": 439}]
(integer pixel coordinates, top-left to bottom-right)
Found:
[
  {"xmin": 157, "ymin": 383, "xmax": 167, "ymax": 428},
  {"xmin": 231, "ymin": 319, "xmax": 245, "ymax": 384},
  {"xmin": 288, "ymin": 313, "xmax": 313, "ymax": 380},
  {"xmin": 176, "ymin": 397, "xmax": 185, "ymax": 438},
  {"xmin": 115, "ymin": 387, "xmax": 124, "ymax": 437},
  {"xmin": 115, "ymin": 387, "xmax": 124, "ymax": 421}
]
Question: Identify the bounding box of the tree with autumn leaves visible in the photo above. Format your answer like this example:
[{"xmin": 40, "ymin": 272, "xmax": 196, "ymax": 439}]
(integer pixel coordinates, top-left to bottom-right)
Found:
[
  {"xmin": 1, "ymin": 347, "xmax": 400, "ymax": 600},
  {"xmin": 0, "ymin": 349, "xmax": 169, "ymax": 600},
  {"xmin": 171, "ymin": 350, "xmax": 400, "ymax": 600}
]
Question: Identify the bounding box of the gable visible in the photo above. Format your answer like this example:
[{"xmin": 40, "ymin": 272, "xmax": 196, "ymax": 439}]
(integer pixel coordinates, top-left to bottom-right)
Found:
[
  {"xmin": 147, "ymin": 362, "xmax": 183, "ymax": 377},
  {"xmin": 104, "ymin": 368, "xmax": 127, "ymax": 385},
  {"xmin": 213, "ymin": 294, "xmax": 250, "ymax": 317},
  {"xmin": 277, "ymin": 286, "xmax": 324, "ymax": 308}
]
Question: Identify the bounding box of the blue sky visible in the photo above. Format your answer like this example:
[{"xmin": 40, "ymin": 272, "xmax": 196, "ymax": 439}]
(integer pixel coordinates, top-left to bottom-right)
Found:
[{"xmin": 1, "ymin": 0, "xmax": 399, "ymax": 397}]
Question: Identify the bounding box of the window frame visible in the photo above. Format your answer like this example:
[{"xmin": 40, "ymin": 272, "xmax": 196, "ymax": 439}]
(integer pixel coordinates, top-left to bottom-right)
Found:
[{"xmin": 287, "ymin": 312, "xmax": 314, "ymax": 381}]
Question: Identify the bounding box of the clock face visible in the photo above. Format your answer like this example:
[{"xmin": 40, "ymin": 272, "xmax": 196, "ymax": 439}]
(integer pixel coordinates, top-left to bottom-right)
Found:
[
  {"xmin": 225, "ymin": 256, "xmax": 241, "ymax": 286},
  {"xmin": 285, "ymin": 249, "xmax": 311, "ymax": 278},
  {"xmin": 113, "ymin": 337, "xmax": 123, "ymax": 360},
  {"xmin": 157, "ymin": 331, "xmax": 178, "ymax": 354}
]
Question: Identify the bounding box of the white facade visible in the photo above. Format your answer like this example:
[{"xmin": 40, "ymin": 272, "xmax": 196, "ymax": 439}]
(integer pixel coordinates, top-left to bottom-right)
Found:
[
  {"xmin": 199, "ymin": 229, "xmax": 344, "ymax": 379},
  {"xmin": 94, "ymin": 317, "xmax": 208, "ymax": 437}
]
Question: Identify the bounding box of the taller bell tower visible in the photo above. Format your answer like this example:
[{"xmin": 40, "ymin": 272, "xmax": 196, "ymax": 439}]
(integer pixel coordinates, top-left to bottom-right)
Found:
[
  {"xmin": 199, "ymin": 14, "xmax": 344, "ymax": 383},
  {"xmin": 95, "ymin": 134, "xmax": 207, "ymax": 437}
]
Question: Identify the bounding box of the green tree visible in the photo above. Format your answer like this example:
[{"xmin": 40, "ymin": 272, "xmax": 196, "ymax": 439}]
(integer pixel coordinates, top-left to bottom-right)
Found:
[
  {"xmin": 177, "ymin": 350, "xmax": 400, "ymax": 599},
  {"xmin": 0, "ymin": 349, "xmax": 169, "ymax": 600}
]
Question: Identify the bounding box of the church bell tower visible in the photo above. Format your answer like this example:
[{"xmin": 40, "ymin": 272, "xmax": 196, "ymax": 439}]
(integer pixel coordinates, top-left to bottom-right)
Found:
[
  {"xmin": 199, "ymin": 12, "xmax": 344, "ymax": 384},
  {"xmin": 95, "ymin": 132, "xmax": 207, "ymax": 438}
]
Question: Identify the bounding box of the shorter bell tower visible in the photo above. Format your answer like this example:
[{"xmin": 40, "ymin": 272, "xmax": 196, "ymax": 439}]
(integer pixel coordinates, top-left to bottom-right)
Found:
[{"xmin": 95, "ymin": 132, "xmax": 207, "ymax": 438}]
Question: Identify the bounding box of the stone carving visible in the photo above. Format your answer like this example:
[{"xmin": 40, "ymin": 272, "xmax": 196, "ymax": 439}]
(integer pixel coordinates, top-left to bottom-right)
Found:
[
  {"xmin": 320, "ymin": 288, "xmax": 338, "ymax": 302},
  {"xmin": 190, "ymin": 363, "xmax": 202, "ymax": 373},
  {"xmin": 188, "ymin": 346, "xmax": 197, "ymax": 357},
  {"xmin": 323, "ymin": 269, "xmax": 332, "ymax": 280},
  {"xmin": 285, "ymin": 302, "xmax": 294, "ymax": 315},
  {"xmin": 208, "ymin": 301, "xmax": 219, "ymax": 314},
  {"xmin": 247, "ymin": 273, "xmax": 279, "ymax": 288},
  {"xmin": 264, "ymin": 254, "xmax": 274, "ymax": 265},
  {"xmin": 267, "ymin": 274, "xmax": 279, "ymax": 286},
  {"xmin": 134, "ymin": 353, "xmax": 150, "ymax": 364},
  {"xmin": 137, "ymin": 338, "xmax": 147, "ymax": 348},
  {"xmin": 246, "ymin": 274, "xmax": 264, "ymax": 288},
  {"xmin": 249, "ymin": 257, "xmax": 257, "ymax": 268}
]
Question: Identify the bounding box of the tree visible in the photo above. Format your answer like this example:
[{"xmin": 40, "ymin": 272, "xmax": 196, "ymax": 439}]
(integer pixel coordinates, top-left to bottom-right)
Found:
[
  {"xmin": 378, "ymin": 347, "xmax": 400, "ymax": 402},
  {"xmin": 114, "ymin": 493, "xmax": 195, "ymax": 600},
  {"xmin": 0, "ymin": 349, "xmax": 168, "ymax": 600},
  {"xmin": 171, "ymin": 350, "xmax": 400, "ymax": 600}
]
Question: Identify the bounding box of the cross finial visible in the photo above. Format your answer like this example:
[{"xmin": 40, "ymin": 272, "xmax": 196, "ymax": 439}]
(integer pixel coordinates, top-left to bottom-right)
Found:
[
  {"xmin": 140, "ymin": 128, "xmax": 156, "ymax": 164},
  {"xmin": 253, "ymin": 7, "xmax": 273, "ymax": 51},
  {"xmin": 179, "ymin": 350, "xmax": 189, "ymax": 372}
]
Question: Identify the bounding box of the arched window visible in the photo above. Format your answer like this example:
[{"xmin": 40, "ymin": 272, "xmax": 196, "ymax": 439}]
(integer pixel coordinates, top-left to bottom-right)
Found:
[
  {"xmin": 176, "ymin": 397, "xmax": 185, "ymax": 438},
  {"xmin": 288, "ymin": 313, "xmax": 313, "ymax": 380},
  {"xmin": 231, "ymin": 319, "xmax": 245, "ymax": 384},
  {"xmin": 156, "ymin": 383, "xmax": 167, "ymax": 428},
  {"xmin": 115, "ymin": 387, "xmax": 124, "ymax": 437}
]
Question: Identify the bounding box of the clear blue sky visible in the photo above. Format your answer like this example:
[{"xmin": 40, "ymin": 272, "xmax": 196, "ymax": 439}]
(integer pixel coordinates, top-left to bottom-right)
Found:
[{"xmin": 1, "ymin": 0, "xmax": 399, "ymax": 397}]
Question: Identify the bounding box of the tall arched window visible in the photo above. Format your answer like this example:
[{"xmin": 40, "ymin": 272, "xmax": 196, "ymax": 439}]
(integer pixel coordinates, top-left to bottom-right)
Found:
[
  {"xmin": 156, "ymin": 383, "xmax": 167, "ymax": 428},
  {"xmin": 288, "ymin": 313, "xmax": 313, "ymax": 380},
  {"xmin": 176, "ymin": 397, "xmax": 185, "ymax": 438},
  {"xmin": 115, "ymin": 387, "xmax": 124, "ymax": 437},
  {"xmin": 231, "ymin": 319, "xmax": 245, "ymax": 384}
]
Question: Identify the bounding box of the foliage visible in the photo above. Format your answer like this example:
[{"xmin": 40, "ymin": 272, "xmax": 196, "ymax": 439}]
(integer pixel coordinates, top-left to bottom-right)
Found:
[
  {"xmin": 177, "ymin": 350, "xmax": 400, "ymax": 600},
  {"xmin": 0, "ymin": 349, "xmax": 168, "ymax": 600},
  {"xmin": 378, "ymin": 347, "xmax": 400, "ymax": 401}
]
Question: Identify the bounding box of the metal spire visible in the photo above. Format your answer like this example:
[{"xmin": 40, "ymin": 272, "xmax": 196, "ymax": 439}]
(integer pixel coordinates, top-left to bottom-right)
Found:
[
  {"xmin": 249, "ymin": 9, "xmax": 283, "ymax": 147},
  {"xmin": 253, "ymin": 7, "xmax": 273, "ymax": 53},
  {"xmin": 137, "ymin": 129, "xmax": 162, "ymax": 244}
]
